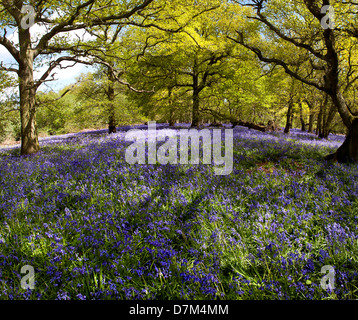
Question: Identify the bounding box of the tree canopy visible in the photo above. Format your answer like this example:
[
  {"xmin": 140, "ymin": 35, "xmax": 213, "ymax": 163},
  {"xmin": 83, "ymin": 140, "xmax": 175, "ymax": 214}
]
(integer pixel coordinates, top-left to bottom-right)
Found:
[{"xmin": 0, "ymin": 0, "xmax": 357, "ymax": 161}]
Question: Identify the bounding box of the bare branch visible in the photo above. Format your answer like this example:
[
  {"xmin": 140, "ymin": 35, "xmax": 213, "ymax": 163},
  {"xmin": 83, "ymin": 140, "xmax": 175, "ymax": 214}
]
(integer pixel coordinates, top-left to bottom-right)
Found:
[
  {"xmin": 34, "ymin": 0, "xmax": 155, "ymax": 57},
  {"xmin": 34, "ymin": 55, "xmax": 95, "ymax": 89},
  {"xmin": 0, "ymin": 61, "xmax": 19, "ymax": 74},
  {"xmin": 0, "ymin": 29, "xmax": 21, "ymax": 63},
  {"xmin": 248, "ymin": 12, "xmax": 326, "ymax": 60}
]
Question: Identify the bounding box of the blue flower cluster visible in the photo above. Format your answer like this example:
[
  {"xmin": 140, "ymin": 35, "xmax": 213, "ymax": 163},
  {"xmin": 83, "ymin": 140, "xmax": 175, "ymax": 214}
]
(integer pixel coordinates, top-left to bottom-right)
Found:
[{"xmin": 0, "ymin": 124, "xmax": 357, "ymax": 299}]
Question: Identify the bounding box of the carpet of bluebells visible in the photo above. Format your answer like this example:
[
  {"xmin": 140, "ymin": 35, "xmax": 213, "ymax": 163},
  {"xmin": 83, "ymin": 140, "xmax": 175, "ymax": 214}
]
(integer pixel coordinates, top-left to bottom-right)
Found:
[{"xmin": 0, "ymin": 124, "xmax": 358, "ymax": 300}]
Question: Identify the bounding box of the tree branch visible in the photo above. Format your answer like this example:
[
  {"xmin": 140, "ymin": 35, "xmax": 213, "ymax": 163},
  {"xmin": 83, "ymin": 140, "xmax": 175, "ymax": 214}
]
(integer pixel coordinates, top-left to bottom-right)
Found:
[
  {"xmin": 0, "ymin": 29, "xmax": 21, "ymax": 63},
  {"xmin": 248, "ymin": 12, "xmax": 326, "ymax": 60},
  {"xmin": 0, "ymin": 61, "xmax": 19, "ymax": 74},
  {"xmin": 228, "ymin": 32, "xmax": 327, "ymax": 92},
  {"xmin": 34, "ymin": 0, "xmax": 155, "ymax": 57},
  {"xmin": 34, "ymin": 55, "xmax": 94, "ymax": 89}
]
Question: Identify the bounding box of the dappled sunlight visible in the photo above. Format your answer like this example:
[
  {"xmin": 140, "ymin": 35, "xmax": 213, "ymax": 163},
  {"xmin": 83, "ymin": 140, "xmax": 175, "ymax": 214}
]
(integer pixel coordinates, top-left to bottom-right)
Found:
[{"xmin": 0, "ymin": 125, "xmax": 357, "ymax": 299}]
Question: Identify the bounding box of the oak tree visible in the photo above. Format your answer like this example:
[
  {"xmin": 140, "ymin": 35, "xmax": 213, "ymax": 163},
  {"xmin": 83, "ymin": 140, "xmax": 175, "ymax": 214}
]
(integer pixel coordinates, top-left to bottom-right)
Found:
[{"xmin": 0, "ymin": 0, "xmax": 155, "ymax": 155}]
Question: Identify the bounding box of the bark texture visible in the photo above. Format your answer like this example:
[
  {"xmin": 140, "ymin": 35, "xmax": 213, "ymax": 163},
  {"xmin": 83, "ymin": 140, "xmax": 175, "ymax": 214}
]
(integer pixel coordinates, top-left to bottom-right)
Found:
[
  {"xmin": 19, "ymin": 28, "xmax": 40, "ymax": 155},
  {"xmin": 325, "ymin": 118, "xmax": 358, "ymax": 162}
]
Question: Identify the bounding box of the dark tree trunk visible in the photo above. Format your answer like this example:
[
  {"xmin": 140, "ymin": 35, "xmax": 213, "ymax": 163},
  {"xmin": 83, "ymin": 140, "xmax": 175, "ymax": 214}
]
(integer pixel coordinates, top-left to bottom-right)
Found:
[
  {"xmin": 316, "ymin": 98, "xmax": 324, "ymax": 137},
  {"xmin": 299, "ymin": 103, "xmax": 306, "ymax": 132},
  {"xmin": 168, "ymin": 88, "xmax": 175, "ymax": 126},
  {"xmin": 266, "ymin": 120, "xmax": 281, "ymax": 132},
  {"xmin": 305, "ymin": 99, "xmax": 315, "ymax": 133},
  {"xmin": 191, "ymin": 56, "xmax": 200, "ymax": 127},
  {"xmin": 325, "ymin": 118, "xmax": 358, "ymax": 162},
  {"xmin": 326, "ymin": 92, "xmax": 358, "ymax": 162},
  {"xmin": 316, "ymin": 112, "xmax": 323, "ymax": 138},
  {"xmin": 169, "ymin": 117, "xmax": 175, "ymax": 127},
  {"xmin": 290, "ymin": 111, "xmax": 294, "ymax": 127},
  {"xmin": 252, "ymin": 106, "xmax": 256, "ymax": 124},
  {"xmin": 107, "ymin": 69, "xmax": 116, "ymax": 134},
  {"xmin": 284, "ymin": 98, "xmax": 294, "ymax": 134},
  {"xmin": 322, "ymin": 104, "xmax": 336, "ymax": 139},
  {"xmin": 192, "ymin": 90, "xmax": 200, "ymax": 127},
  {"xmin": 321, "ymin": 97, "xmax": 327, "ymax": 137},
  {"xmin": 308, "ymin": 113, "xmax": 315, "ymax": 133},
  {"xmin": 231, "ymin": 120, "xmax": 266, "ymax": 132},
  {"xmin": 201, "ymin": 106, "xmax": 274, "ymax": 132},
  {"xmin": 108, "ymin": 113, "xmax": 116, "ymax": 134},
  {"xmin": 317, "ymin": 95, "xmax": 336, "ymax": 139}
]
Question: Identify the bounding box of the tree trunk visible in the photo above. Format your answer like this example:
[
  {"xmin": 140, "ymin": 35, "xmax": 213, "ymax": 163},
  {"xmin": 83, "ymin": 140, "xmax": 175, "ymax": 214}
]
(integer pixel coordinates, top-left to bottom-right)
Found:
[
  {"xmin": 201, "ymin": 106, "xmax": 272, "ymax": 132},
  {"xmin": 290, "ymin": 111, "xmax": 294, "ymax": 129},
  {"xmin": 169, "ymin": 112, "xmax": 175, "ymax": 127},
  {"xmin": 317, "ymin": 112, "xmax": 323, "ymax": 137},
  {"xmin": 19, "ymin": 75, "xmax": 39, "ymax": 155},
  {"xmin": 108, "ymin": 112, "xmax": 116, "ymax": 134},
  {"xmin": 326, "ymin": 118, "xmax": 358, "ymax": 162},
  {"xmin": 19, "ymin": 30, "xmax": 39, "ymax": 155},
  {"xmin": 299, "ymin": 103, "xmax": 306, "ymax": 132},
  {"xmin": 169, "ymin": 114, "xmax": 175, "ymax": 127},
  {"xmin": 316, "ymin": 94, "xmax": 336, "ymax": 139},
  {"xmin": 325, "ymin": 91, "xmax": 357, "ymax": 162},
  {"xmin": 168, "ymin": 87, "xmax": 175, "ymax": 126},
  {"xmin": 321, "ymin": 97, "xmax": 327, "ymax": 138},
  {"xmin": 191, "ymin": 57, "xmax": 200, "ymax": 127},
  {"xmin": 305, "ymin": 99, "xmax": 315, "ymax": 133},
  {"xmin": 235, "ymin": 120, "xmax": 266, "ymax": 131},
  {"xmin": 284, "ymin": 98, "xmax": 294, "ymax": 134},
  {"xmin": 107, "ymin": 70, "xmax": 117, "ymax": 134},
  {"xmin": 322, "ymin": 104, "xmax": 336, "ymax": 139},
  {"xmin": 308, "ymin": 113, "xmax": 315, "ymax": 133},
  {"xmin": 316, "ymin": 97, "xmax": 326, "ymax": 137},
  {"xmin": 192, "ymin": 89, "xmax": 200, "ymax": 127}
]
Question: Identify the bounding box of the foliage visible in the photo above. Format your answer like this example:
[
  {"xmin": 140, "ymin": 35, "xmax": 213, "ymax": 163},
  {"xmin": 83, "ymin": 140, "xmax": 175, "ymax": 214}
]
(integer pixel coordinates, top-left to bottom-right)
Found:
[
  {"xmin": 33, "ymin": 69, "xmax": 148, "ymax": 137},
  {"xmin": 1, "ymin": 0, "xmax": 357, "ymax": 143},
  {"xmin": 124, "ymin": 0, "xmax": 268, "ymax": 124}
]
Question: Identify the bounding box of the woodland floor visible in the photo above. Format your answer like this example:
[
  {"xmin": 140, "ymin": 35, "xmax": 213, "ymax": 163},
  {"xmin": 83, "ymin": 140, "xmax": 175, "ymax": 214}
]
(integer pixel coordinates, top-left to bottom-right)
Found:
[{"xmin": 0, "ymin": 124, "xmax": 357, "ymax": 300}]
